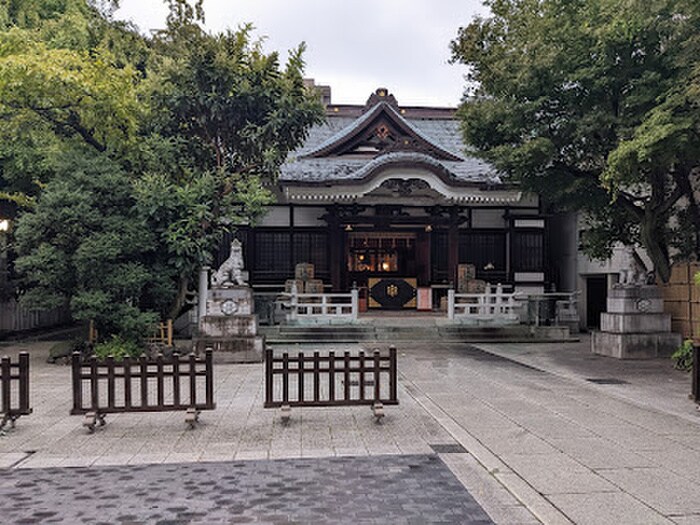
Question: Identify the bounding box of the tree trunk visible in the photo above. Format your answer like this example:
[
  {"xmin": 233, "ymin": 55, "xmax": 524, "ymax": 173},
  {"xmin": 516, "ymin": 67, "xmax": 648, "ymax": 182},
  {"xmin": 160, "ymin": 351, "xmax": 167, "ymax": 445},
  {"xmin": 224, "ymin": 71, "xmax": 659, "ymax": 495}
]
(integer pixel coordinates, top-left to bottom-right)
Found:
[
  {"xmin": 168, "ymin": 276, "xmax": 190, "ymax": 321},
  {"xmin": 640, "ymin": 210, "xmax": 671, "ymax": 283}
]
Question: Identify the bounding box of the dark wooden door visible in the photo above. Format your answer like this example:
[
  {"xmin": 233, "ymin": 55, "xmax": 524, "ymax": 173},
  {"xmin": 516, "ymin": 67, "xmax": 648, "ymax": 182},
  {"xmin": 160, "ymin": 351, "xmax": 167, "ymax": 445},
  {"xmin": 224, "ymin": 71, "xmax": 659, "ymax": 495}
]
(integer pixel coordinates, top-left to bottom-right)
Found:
[{"xmin": 586, "ymin": 276, "xmax": 608, "ymax": 329}]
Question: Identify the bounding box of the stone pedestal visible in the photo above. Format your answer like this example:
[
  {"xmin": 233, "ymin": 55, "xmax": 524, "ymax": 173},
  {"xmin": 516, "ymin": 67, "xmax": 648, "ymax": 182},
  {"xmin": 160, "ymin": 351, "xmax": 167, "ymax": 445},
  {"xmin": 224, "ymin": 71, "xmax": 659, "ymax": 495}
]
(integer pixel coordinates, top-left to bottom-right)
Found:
[
  {"xmin": 194, "ymin": 286, "xmax": 264, "ymax": 363},
  {"xmin": 592, "ymin": 285, "xmax": 681, "ymax": 359}
]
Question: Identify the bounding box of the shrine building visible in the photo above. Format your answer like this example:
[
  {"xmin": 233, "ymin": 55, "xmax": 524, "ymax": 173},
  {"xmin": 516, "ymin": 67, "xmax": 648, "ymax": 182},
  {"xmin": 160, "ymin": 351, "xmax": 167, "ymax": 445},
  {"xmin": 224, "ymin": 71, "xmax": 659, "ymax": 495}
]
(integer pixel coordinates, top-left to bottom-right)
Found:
[{"xmin": 232, "ymin": 87, "xmax": 550, "ymax": 310}]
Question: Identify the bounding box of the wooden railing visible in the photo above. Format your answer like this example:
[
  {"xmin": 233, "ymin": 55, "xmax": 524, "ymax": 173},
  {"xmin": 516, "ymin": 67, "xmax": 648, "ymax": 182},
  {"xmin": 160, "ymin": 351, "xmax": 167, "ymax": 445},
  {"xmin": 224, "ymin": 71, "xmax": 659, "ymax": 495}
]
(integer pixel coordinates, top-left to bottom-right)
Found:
[
  {"xmin": 71, "ymin": 350, "xmax": 215, "ymax": 432},
  {"xmin": 147, "ymin": 319, "xmax": 174, "ymax": 346},
  {"xmin": 282, "ymin": 289, "xmax": 359, "ymax": 324},
  {"xmin": 264, "ymin": 346, "xmax": 398, "ymax": 422},
  {"xmin": 447, "ymin": 284, "xmax": 520, "ymax": 323},
  {"xmin": 693, "ymin": 346, "xmax": 699, "ymax": 404},
  {"xmin": 1, "ymin": 352, "xmax": 31, "ymax": 430}
]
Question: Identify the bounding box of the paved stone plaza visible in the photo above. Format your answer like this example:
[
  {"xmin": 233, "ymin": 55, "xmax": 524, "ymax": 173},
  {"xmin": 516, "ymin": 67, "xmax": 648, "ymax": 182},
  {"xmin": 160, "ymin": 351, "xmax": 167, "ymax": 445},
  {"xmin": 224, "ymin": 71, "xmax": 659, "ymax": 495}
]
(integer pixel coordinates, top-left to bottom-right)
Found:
[
  {"xmin": 0, "ymin": 455, "xmax": 493, "ymax": 524},
  {"xmin": 1, "ymin": 336, "xmax": 700, "ymax": 524}
]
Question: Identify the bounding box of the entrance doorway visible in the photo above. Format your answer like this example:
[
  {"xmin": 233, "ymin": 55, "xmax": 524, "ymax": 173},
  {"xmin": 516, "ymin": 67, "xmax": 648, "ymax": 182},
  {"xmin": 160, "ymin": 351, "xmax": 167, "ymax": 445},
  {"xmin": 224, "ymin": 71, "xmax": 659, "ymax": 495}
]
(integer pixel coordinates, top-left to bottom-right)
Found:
[
  {"xmin": 586, "ymin": 275, "xmax": 608, "ymax": 329},
  {"xmin": 346, "ymin": 232, "xmax": 420, "ymax": 309}
]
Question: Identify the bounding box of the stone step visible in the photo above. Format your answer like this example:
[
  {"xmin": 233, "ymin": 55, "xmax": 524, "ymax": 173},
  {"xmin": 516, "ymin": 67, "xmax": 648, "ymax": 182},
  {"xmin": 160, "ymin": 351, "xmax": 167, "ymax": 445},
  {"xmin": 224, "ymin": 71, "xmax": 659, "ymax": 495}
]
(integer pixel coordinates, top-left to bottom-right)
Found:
[{"xmin": 261, "ymin": 324, "xmax": 573, "ymax": 344}]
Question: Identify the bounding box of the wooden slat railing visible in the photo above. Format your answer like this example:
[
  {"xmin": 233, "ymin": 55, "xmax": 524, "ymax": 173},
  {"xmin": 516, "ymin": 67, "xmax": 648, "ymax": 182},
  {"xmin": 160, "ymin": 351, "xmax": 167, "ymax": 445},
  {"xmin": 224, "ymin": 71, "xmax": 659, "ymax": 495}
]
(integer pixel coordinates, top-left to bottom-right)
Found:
[
  {"xmin": 0, "ymin": 352, "xmax": 31, "ymax": 430},
  {"xmin": 264, "ymin": 346, "xmax": 398, "ymax": 422},
  {"xmin": 71, "ymin": 349, "xmax": 214, "ymax": 432}
]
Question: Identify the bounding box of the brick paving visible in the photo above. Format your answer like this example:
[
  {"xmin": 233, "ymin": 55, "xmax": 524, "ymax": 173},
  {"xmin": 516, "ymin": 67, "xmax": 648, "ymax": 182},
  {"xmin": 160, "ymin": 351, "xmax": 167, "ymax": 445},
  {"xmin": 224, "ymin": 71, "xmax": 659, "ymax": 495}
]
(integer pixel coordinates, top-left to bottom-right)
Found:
[{"xmin": 0, "ymin": 455, "xmax": 493, "ymax": 524}]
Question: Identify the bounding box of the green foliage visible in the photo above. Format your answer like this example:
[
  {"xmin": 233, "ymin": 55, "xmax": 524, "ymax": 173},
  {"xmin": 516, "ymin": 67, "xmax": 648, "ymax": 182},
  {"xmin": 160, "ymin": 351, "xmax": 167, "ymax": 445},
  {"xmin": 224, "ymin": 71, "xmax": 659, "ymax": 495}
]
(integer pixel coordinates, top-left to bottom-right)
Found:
[
  {"xmin": 451, "ymin": 0, "xmax": 700, "ymax": 281},
  {"xmin": 147, "ymin": 24, "xmax": 324, "ymax": 177},
  {"xmin": 93, "ymin": 335, "xmax": 142, "ymax": 361},
  {"xmin": 4, "ymin": 0, "xmax": 324, "ymax": 337},
  {"xmin": 13, "ymin": 154, "xmax": 162, "ymax": 340},
  {"xmin": 671, "ymin": 339, "xmax": 695, "ymax": 372},
  {"xmin": 47, "ymin": 337, "xmax": 92, "ymax": 363}
]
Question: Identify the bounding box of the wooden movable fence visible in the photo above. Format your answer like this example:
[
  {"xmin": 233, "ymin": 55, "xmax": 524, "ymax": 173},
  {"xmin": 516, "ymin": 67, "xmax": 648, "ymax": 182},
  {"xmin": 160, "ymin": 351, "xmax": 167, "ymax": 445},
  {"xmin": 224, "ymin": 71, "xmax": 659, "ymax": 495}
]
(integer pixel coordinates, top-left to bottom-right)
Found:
[
  {"xmin": 0, "ymin": 352, "xmax": 31, "ymax": 431},
  {"xmin": 71, "ymin": 349, "xmax": 215, "ymax": 433},
  {"xmin": 264, "ymin": 346, "xmax": 398, "ymax": 423},
  {"xmin": 693, "ymin": 346, "xmax": 699, "ymax": 404}
]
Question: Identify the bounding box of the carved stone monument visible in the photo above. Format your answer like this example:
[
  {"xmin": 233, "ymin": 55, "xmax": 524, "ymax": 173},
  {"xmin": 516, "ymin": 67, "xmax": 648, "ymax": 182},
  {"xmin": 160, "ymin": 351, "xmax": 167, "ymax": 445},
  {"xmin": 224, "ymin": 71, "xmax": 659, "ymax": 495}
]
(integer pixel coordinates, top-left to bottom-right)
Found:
[
  {"xmin": 194, "ymin": 240, "xmax": 264, "ymax": 362},
  {"xmin": 592, "ymin": 283, "xmax": 681, "ymax": 359}
]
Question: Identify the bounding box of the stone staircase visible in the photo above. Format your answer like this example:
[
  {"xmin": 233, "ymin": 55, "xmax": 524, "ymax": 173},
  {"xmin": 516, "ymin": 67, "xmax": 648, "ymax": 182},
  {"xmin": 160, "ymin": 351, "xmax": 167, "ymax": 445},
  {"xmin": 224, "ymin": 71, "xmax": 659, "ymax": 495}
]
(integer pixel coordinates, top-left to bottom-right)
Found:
[{"xmin": 260, "ymin": 323, "xmax": 573, "ymax": 344}]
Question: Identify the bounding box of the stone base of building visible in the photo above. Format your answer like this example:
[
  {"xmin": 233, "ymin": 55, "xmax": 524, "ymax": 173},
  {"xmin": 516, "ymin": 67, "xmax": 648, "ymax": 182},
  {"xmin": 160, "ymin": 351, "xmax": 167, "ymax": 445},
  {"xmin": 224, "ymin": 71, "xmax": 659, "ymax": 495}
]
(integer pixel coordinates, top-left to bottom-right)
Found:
[
  {"xmin": 196, "ymin": 303, "xmax": 264, "ymax": 362},
  {"xmin": 193, "ymin": 336, "xmax": 264, "ymax": 363},
  {"xmin": 591, "ymin": 331, "xmax": 681, "ymax": 359},
  {"xmin": 592, "ymin": 285, "xmax": 682, "ymax": 359}
]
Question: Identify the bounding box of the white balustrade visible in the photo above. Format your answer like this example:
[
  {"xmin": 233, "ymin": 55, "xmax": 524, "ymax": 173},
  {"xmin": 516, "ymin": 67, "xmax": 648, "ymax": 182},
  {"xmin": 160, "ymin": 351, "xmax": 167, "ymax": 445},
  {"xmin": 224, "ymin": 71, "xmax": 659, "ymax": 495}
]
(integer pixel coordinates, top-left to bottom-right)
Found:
[
  {"xmin": 283, "ymin": 288, "xmax": 358, "ymax": 324},
  {"xmin": 447, "ymin": 284, "xmax": 520, "ymax": 324}
]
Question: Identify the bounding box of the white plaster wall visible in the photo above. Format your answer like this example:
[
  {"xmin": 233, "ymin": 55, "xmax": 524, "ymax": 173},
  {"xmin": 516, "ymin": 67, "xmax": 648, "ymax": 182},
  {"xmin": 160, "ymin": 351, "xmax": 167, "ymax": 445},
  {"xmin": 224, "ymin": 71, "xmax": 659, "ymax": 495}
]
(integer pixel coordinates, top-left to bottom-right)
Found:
[
  {"xmin": 507, "ymin": 193, "xmax": 540, "ymax": 209},
  {"xmin": 471, "ymin": 209, "xmax": 506, "ymax": 228},
  {"xmin": 549, "ymin": 212, "xmax": 578, "ymax": 292},
  {"xmin": 259, "ymin": 206, "xmax": 290, "ymax": 227},
  {"xmin": 293, "ymin": 207, "xmax": 325, "ymax": 227}
]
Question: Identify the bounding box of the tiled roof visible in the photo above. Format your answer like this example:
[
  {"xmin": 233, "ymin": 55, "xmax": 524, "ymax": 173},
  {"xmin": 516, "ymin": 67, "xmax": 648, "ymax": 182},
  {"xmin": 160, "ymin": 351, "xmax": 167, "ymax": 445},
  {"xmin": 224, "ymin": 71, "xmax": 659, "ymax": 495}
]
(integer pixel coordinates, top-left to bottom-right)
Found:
[{"xmin": 280, "ymin": 101, "xmax": 501, "ymax": 185}]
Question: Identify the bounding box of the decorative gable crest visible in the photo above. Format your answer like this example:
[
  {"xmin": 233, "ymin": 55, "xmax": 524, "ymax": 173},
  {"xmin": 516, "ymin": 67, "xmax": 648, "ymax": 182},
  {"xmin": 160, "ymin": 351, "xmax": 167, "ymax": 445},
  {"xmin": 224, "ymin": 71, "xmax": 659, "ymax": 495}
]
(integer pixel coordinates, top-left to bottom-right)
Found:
[{"xmin": 303, "ymin": 90, "xmax": 463, "ymax": 162}]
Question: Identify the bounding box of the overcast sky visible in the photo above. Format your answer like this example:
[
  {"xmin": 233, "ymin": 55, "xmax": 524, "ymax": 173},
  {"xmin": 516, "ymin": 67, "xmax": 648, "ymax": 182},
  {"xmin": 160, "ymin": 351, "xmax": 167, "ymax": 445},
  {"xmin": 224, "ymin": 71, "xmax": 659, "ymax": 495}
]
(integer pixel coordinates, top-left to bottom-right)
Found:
[{"xmin": 114, "ymin": 0, "xmax": 490, "ymax": 107}]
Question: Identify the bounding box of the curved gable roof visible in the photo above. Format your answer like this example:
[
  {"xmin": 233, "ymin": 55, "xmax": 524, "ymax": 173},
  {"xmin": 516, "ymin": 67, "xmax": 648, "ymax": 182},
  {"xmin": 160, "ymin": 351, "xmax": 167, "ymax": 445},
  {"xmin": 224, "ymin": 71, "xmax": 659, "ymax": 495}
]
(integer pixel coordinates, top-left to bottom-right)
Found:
[
  {"xmin": 280, "ymin": 89, "xmax": 501, "ymax": 187},
  {"xmin": 303, "ymin": 101, "xmax": 463, "ymax": 162}
]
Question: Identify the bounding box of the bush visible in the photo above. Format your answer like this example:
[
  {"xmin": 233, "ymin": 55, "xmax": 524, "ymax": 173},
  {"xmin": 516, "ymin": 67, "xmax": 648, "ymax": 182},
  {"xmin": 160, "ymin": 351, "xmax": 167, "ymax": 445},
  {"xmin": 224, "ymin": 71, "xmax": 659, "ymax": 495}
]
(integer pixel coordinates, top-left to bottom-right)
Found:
[
  {"xmin": 671, "ymin": 339, "xmax": 695, "ymax": 372},
  {"xmin": 47, "ymin": 338, "xmax": 92, "ymax": 364},
  {"xmin": 93, "ymin": 335, "xmax": 143, "ymax": 361}
]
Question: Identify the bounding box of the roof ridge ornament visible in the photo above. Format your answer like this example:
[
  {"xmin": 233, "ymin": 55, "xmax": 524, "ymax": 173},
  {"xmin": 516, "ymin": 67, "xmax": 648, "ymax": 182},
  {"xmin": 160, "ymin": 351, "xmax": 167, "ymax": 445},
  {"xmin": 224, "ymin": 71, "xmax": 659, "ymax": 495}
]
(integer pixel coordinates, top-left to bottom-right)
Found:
[{"xmin": 364, "ymin": 88, "xmax": 399, "ymax": 113}]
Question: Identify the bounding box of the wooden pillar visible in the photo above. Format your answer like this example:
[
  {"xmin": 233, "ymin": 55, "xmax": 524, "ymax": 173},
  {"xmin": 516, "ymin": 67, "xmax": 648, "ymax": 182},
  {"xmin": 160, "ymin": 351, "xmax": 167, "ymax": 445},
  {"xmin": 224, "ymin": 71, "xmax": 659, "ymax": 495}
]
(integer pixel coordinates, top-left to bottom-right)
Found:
[
  {"xmin": 326, "ymin": 208, "xmax": 344, "ymax": 291},
  {"xmin": 447, "ymin": 224, "xmax": 459, "ymax": 286},
  {"xmin": 330, "ymin": 226, "xmax": 346, "ymax": 291},
  {"xmin": 416, "ymin": 231, "xmax": 431, "ymax": 286}
]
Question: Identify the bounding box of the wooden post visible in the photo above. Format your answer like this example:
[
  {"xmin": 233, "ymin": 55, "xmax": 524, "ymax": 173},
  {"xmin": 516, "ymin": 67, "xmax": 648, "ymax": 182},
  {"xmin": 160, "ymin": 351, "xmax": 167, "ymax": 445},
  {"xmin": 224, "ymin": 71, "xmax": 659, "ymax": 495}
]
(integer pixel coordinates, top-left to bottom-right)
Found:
[
  {"xmin": 264, "ymin": 348, "xmax": 273, "ymax": 407},
  {"xmin": 88, "ymin": 320, "xmax": 97, "ymax": 344},
  {"xmin": 173, "ymin": 353, "xmax": 181, "ymax": 407},
  {"xmin": 90, "ymin": 356, "xmax": 99, "ymax": 412},
  {"xmin": 188, "ymin": 353, "xmax": 196, "ymax": 407},
  {"xmin": 1, "ymin": 356, "xmax": 10, "ymax": 416},
  {"xmin": 359, "ymin": 351, "xmax": 365, "ymax": 402},
  {"xmin": 205, "ymin": 348, "xmax": 214, "ymax": 407},
  {"xmin": 282, "ymin": 353, "xmax": 289, "ymax": 405},
  {"xmin": 373, "ymin": 350, "xmax": 381, "ymax": 402},
  {"xmin": 313, "ymin": 351, "xmax": 320, "ymax": 403},
  {"xmin": 328, "ymin": 351, "xmax": 336, "ymax": 403},
  {"xmin": 167, "ymin": 319, "xmax": 173, "ymax": 347},
  {"xmin": 139, "ymin": 355, "xmax": 148, "ymax": 408},
  {"xmin": 18, "ymin": 353, "xmax": 30, "ymax": 414},
  {"xmin": 297, "ymin": 352, "xmax": 305, "ymax": 403},
  {"xmin": 693, "ymin": 346, "xmax": 699, "ymax": 404},
  {"xmin": 123, "ymin": 356, "xmax": 132, "ymax": 409},
  {"xmin": 389, "ymin": 346, "xmax": 398, "ymax": 403},
  {"xmin": 106, "ymin": 356, "xmax": 115, "ymax": 410},
  {"xmin": 156, "ymin": 354, "xmax": 164, "ymax": 408}
]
